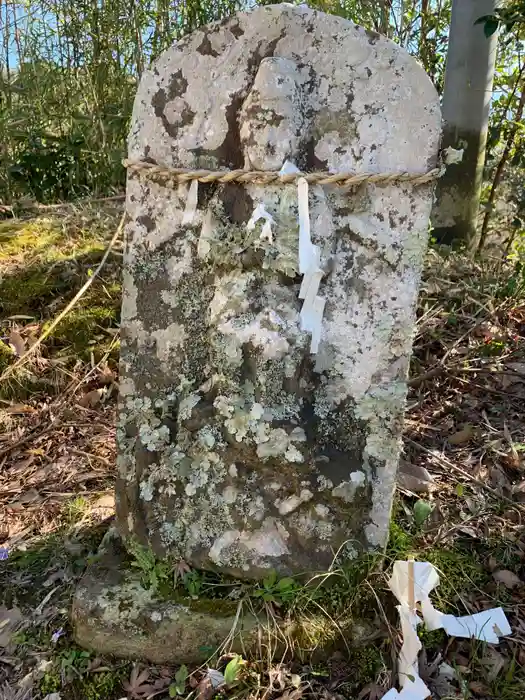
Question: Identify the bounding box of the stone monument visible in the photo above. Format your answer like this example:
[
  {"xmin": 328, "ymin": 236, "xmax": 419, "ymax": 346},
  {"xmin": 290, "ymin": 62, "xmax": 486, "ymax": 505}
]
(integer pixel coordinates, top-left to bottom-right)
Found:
[
  {"xmin": 117, "ymin": 3, "xmax": 441, "ymax": 577},
  {"xmin": 73, "ymin": 2, "xmax": 441, "ymax": 661}
]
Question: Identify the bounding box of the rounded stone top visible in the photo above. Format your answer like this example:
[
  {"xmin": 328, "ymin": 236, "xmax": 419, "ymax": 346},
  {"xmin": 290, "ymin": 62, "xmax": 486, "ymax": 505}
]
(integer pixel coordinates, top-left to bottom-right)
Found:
[{"xmin": 129, "ymin": 3, "xmax": 441, "ymax": 177}]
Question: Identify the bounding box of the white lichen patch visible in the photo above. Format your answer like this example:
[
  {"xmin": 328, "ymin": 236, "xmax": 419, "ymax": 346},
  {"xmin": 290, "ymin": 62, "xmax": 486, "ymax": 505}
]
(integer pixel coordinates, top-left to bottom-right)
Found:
[
  {"xmin": 332, "ymin": 471, "xmax": 366, "ymax": 503},
  {"xmin": 179, "ymin": 393, "xmax": 201, "ymax": 420},
  {"xmin": 152, "ymin": 323, "xmax": 187, "ymax": 366},
  {"xmin": 209, "ymin": 518, "xmax": 290, "ymax": 568},
  {"xmin": 277, "ymin": 489, "xmax": 313, "ymax": 515},
  {"xmin": 139, "ymin": 424, "xmax": 170, "ymax": 452},
  {"xmin": 121, "ymin": 270, "xmax": 138, "ymax": 321}
]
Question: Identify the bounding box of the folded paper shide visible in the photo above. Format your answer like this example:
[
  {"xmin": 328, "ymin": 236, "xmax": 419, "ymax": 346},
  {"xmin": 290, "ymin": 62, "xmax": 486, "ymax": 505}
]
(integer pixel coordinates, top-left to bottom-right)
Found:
[
  {"xmin": 124, "ymin": 153, "xmax": 446, "ymax": 356},
  {"xmin": 384, "ymin": 560, "xmax": 512, "ymax": 699}
]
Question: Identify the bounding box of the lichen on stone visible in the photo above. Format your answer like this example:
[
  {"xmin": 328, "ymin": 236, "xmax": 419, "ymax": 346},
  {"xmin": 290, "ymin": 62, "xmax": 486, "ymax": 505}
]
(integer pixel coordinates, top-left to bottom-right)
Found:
[{"xmin": 117, "ymin": 2, "xmax": 441, "ymax": 576}]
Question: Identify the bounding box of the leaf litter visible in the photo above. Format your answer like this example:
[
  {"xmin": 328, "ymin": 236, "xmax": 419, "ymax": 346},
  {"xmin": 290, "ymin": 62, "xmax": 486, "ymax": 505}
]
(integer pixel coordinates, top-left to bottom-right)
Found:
[{"xmin": 1, "ymin": 220, "xmax": 525, "ymax": 697}]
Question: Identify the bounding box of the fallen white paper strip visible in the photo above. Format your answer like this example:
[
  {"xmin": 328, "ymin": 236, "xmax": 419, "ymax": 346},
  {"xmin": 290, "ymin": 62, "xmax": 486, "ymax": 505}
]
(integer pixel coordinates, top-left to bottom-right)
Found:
[
  {"xmin": 182, "ymin": 179, "xmax": 199, "ymax": 225},
  {"xmin": 384, "ymin": 561, "xmax": 512, "ymax": 699},
  {"xmin": 421, "ymin": 601, "xmax": 511, "ymax": 643}
]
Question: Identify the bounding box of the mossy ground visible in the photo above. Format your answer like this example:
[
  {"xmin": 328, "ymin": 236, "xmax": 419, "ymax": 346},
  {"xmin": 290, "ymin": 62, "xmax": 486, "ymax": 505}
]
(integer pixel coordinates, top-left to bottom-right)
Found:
[
  {"xmin": 0, "ymin": 207, "xmax": 121, "ymax": 397},
  {"xmin": 1, "ymin": 214, "xmax": 525, "ymax": 698}
]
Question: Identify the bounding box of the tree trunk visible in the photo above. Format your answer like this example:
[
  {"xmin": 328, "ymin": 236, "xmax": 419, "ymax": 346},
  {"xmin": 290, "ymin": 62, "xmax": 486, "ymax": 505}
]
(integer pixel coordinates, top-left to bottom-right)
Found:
[
  {"xmin": 477, "ymin": 77, "xmax": 525, "ymax": 254},
  {"xmin": 431, "ymin": 0, "xmax": 499, "ymax": 248}
]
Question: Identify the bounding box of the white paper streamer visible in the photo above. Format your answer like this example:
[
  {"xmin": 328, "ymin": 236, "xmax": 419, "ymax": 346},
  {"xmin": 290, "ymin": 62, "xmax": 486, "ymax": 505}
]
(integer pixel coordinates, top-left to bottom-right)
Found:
[
  {"xmin": 247, "ymin": 202, "xmax": 275, "ymax": 243},
  {"xmin": 198, "ymin": 208, "xmax": 213, "ymax": 259},
  {"xmin": 297, "ymin": 178, "xmax": 319, "ymax": 275},
  {"xmin": 384, "ymin": 561, "xmax": 512, "ymax": 699},
  {"xmin": 279, "ymin": 160, "xmax": 301, "ymax": 176},
  {"xmin": 182, "ymin": 179, "xmax": 199, "ymax": 225},
  {"xmin": 296, "ymin": 176, "xmax": 326, "ymax": 354},
  {"xmin": 309, "ymin": 296, "xmax": 326, "ymax": 354}
]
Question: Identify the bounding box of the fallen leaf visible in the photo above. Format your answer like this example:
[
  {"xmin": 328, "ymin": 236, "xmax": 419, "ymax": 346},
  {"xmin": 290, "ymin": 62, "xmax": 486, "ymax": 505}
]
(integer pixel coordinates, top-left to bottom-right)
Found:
[
  {"xmin": 8, "ymin": 330, "xmax": 25, "ymax": 357},
  {"xmin": 43, "ymin": 569, "xmax": 70, "ymax": 588},
  {"xmin": 490, "ymin": 466, "xmax": 512, "ymax": 495},
  {"xmin": 196, "ymin": 677, "xmax": 214, "ymax": 700},
  {"xmin": 493, "ymin": 569, "xmax": 522, "ymax": 589},
  {"xmin": 481, "ymin": 647, "xmax": 506, "ymax": 681},
  {"xmin": 448, "ymin": 425, "xmax": 475, "ymax": 445},
  {"xmin": 468, "ymin": 681, "xmax": 491, "ymax": 696},
  {"xmin": 174, "ymin": 558, "xmax": 192, "ymax": 583},
  {"xmin": 78, "ymin": 389, "xmax": 102, "ymax": 408},
  {"xmin": 398, "ymin": 461, "xmax": 435, "ymax": 493},
  {"xmin": 358, "ymin": 682, "xmax": 386, "ymax": 700},
  {"xmin": 0, "ymin": 606, "xmax": 23, "ymax": 647},
  {"xmin": 290, "ymin": 674, "xmax": 301, "ymax": 689},
  {"xmin": 98, "ymin": 367, "xmax": 116, "ymax": 384},
  {"xmin": 13, "ymin": 489, "xmax": 42, "ymax": 506},
  {"xmin": 507, "ymin": 362, "xmax": 525, "ymax": 376},
  {"xmin": 275, "ymin": 690, "xmax": 304, "ymax": 700},
  {"xmin": 92, "ymin": 493, "xmax": 115, "ymax": 509},
  {"xmin": 5, "ymin": 404, "xmax": 36, "ymax": 415},
  {"xmin": 122, "ymin": 665, "xmax": 151, "ymax": 699},
  {"xmin": 487, "ymin": 556, "xmax": 498, "ymax": 572}
]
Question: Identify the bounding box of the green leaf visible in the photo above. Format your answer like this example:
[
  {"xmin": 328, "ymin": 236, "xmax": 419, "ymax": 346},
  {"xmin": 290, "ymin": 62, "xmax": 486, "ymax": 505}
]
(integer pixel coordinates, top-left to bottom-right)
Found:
[
  {"xmin": 263, "ymin": 570, "xmax": 276, "ymax": 588},
  {"xmin": 175, "ymin": 665, "xmax": 188, "ymax": 685},
  {"xmin": 277, "ymin": 577, "xmax": 295, "ymax": 590},
  {"xmin": 483, "ymin": 18, "xmax": 500, "ymax": 37},
  {"xmin": 174, "ymin": 664, "xmax": 188, "ymax": 694},
  {"xmin": 224, "ymin": 655, "xmax": 245, "ymax": 686},
  {"xmin": 474, "ymin": 14, "xmax": 493, "ymax": 25},
  {"xmin": 456, "ymin": 483, "xmax": 464, "ymax": 497},
  {"xmin": 198, "ymin": 644, "xmax": 215, "ymax": 655},
  {"xmin": 413, "ymin": 499, "xmax": 433, "ymax": 527}
]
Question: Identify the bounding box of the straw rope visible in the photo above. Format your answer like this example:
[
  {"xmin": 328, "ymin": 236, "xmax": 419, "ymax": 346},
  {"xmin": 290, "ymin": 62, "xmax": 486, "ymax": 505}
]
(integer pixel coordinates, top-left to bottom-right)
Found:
[{"xmin": 123, "ymin": 159, "xmax": 443, "ymax": 188}]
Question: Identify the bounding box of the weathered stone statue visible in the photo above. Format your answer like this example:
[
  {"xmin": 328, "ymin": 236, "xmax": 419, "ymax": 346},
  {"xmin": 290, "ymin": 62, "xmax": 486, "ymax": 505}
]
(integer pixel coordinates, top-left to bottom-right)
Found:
[{"xmin": 115, "ymin": 3, "xmax": 441, "ymax": 579}]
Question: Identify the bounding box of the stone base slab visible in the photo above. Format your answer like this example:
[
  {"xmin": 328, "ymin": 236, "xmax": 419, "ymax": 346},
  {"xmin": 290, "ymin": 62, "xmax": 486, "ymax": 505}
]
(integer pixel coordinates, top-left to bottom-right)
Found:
[
  {"xmin": 72, "ymin": 530, "xmax": 375, "ymax": 664},
  {"xmin": 72, "ymin": 531, "xmax": 259, "ymax": 664}
]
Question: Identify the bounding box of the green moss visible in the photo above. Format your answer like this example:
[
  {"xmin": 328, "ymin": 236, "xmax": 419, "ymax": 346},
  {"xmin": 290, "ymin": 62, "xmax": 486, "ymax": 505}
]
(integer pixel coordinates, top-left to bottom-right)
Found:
[
  {"xmin": 39, "ymin": 658, "xmax": 127, "ymax": 700},
  {"xmin": 40, "ymin": 671, "xmax": 62, "ymax": 696},
  {"xmin": 425, "ymin": 547, "xmax": 487, "ymax": 611},
  {"xmin": 417, "ymin": 626, "xmax": 446, "ymax": 651},
  {"xmin": 0, "ymin": 220, "xmax": 62, "ymax": 259},
  {"xmin": 337, "ymin": 644, "xmax": 384, "ymax": 694},
  {"xmin": 0, "ymin": 263, "xmax": 73, "ymax": 315},
  {"xmin": 184, "ymin": 596, "xmax": 239, "ymax": 616},
  {"xmin": 0, "ymin": 212, "xmax": 121, "ymax": 400},
  {"xmin": 50, "ymin": 304, "xmax": 119, "ymax": 355},
  {"xmin": 386, "ymin": 517, "xmax": 415, "ymax": 560},
  {"xmin": 0, "ymin": 340, "xmax": 14, "ymax": 373},
  {"xmin": 71, "ymin": 669, "xmax": 127, "ymax": 700}
]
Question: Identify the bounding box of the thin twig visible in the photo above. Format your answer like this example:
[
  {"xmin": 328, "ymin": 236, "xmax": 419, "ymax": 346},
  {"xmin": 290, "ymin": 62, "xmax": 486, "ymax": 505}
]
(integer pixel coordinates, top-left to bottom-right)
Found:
[
  {"xmin": 0, "ymin": 422, "xmax": 58, "ymax": 459},
  {"xmin": 0, "ymin": 213, "xmax": 125, "ymax": 384},
  {"xmin": 13, "ymin": 194, "xmax": 125, "ymax": 213},
  {"xmin": 407, "ymin": 438, "xmax": 525, "ymax": 512},
  {"xmin": 439, "ymin": 298, "xmax": 510, "ymax": 366}
]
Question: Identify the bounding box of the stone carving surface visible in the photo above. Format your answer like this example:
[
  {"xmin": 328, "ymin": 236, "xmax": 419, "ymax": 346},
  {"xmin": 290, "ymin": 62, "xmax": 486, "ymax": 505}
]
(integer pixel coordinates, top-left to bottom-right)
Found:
[{"xmin": 117, "ymin": 3, "xmax": 441, "ymax": 577}]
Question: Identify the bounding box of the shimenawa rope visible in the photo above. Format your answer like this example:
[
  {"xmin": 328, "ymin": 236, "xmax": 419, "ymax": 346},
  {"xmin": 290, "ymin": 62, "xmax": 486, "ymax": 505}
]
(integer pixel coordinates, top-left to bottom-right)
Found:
[{"xmin": 123, "ymin": 159, "xmax": 443, "ymax": 188}]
